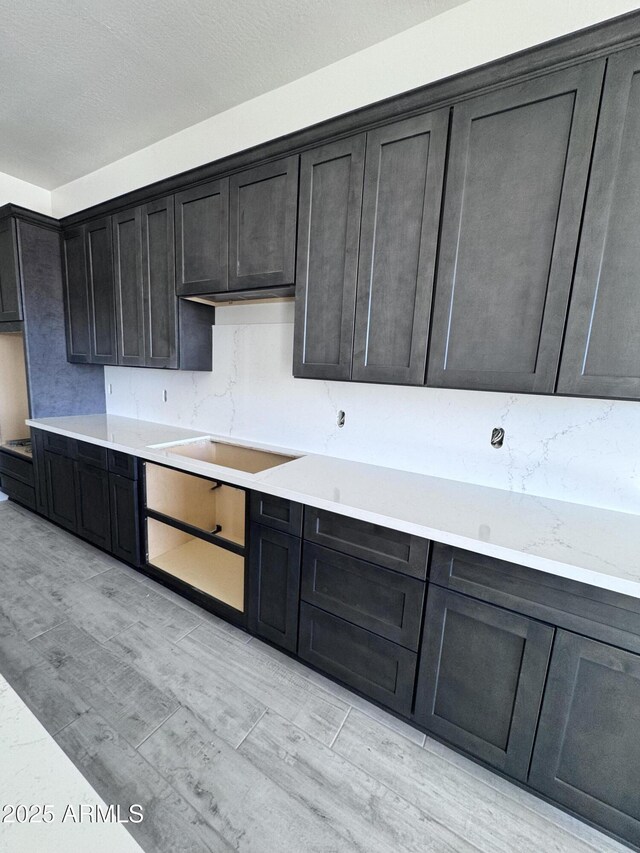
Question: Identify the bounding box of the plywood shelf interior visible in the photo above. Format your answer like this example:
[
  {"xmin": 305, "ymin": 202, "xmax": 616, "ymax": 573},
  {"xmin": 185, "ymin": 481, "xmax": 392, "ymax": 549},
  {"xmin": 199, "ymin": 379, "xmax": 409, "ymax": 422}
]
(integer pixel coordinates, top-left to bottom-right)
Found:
[
  {"xmin": 147, "ymin": 517, "xmax": 244, "ymax": 611},
  {"xmin": 145, "ymin": 462, "xmax": 245, "ymax": 546},
  {"xmin": 0, "ymin": 333, "xmax": 29, "ymax": 445}
]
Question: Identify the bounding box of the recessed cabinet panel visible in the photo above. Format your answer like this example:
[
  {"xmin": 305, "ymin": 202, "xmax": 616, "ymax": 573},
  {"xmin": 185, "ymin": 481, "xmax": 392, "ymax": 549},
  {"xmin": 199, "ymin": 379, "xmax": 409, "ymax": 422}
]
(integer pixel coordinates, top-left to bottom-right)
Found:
[
  {"xmin": 293, "ymin": 136, "xmax": 365, "ymax": 380},
  {"xmin": 62, "ymin": 228, "xmax": 91, "ymax": 362},
  {"xmin": 142, "ymin": 198, "xmax": 177, "ymax": 368},
  {"xmin": 176, "ymin": 179, "xmax": 229, "ymax": 295},
  {"xmin": 110, "ymin": 474, "xmax": 141, "ymax": 566},
  {"xmin": 86, "ymin": 218, "xmax": 117, "ymax": 365},
  {"xmin": 229, "ymin": 156, "xmax": 298, "ymax": 290},
  {"xmin": 44, "ymin": 450, "xmax": 77, "ymax": 531},
  {"xmin": 530, "ymin": 631, "xmax": 640, "ymax": 845},
  {"xmin": 428, "ymin": 61, "xmax": 605, "ymax": 393},
  {"xmin": 414, "ymin": 587, "xmax": 554, "ymax": 780},
  {"xmin": 113, "ymin": 208, "xmax": 145, "ymax": 366},
  {"xmin": 558, "ymin": 47, "xmax": 640, "ymax": 399},
  {"xmin": 352, "ymin": 111, "xmax": 448, "ymax": 384},
  {"xmin": 75, "ymin": 461, "xmax": 111, "ymax": 550},
  {"xmin": 0, "ymin": 218, "xmax": 22, "ymax": 322}
]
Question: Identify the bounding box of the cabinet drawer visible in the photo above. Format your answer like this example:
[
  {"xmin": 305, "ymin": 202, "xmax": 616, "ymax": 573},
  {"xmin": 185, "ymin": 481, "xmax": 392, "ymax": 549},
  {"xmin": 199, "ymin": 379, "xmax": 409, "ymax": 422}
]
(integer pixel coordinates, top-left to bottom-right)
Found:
[
  {"xmin": 108, "ymin": 450, "xmax": 138, "ymax": 480},
  {"xmin": 43, "ymin": 432, "xmax": 76, "ymax": 458},
  {"xmin": 430, "ymin": 543, "xmax": 640, "ymax": 654},
  {"xmin": 298, "ymin": 603, "xmax": 417, "ymax": 715},
  {"xmin": 250, "ymin": 491, "xmax": 302, "ymax": 535},
  {"xmin": 77, "ymin": 440, "xmax": 107, "ymax": 468},
  {"xmin": 301, "ymin": 544, "xmax": 424, "ymax": 650},
  {"xmin": 0, "ymin": 450, "xmax": 34, "ymax": 487},
  {"xmin": 304, "ymin": 507, "xmax": 428, "ymax": 579},
  {"xmin": 0, "ymin": 474, "xmax": 35, "ymax": 509}
]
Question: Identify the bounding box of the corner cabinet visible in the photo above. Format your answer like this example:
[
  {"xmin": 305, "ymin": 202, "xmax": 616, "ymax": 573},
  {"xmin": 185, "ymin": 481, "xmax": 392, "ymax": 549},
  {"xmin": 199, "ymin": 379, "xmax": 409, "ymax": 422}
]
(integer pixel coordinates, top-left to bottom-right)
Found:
[
  {"xmin": 557, "ymin": 45, "xmax": 640, "ymax": 400},
  {"xmin": 426, "ymin": 60, "xmax": 605, "ymax": 394},
  {"xmin": 293, "ymin": 112, "xmax": 448, "ymax": 384}
]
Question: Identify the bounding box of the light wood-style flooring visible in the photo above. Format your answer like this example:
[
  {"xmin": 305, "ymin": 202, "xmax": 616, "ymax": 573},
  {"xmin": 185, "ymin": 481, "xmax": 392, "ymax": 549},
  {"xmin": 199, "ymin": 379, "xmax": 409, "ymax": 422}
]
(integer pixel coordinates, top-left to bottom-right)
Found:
[{"xmin": 0, "ymin": 501, "xmax": 628, "ymax": 853}]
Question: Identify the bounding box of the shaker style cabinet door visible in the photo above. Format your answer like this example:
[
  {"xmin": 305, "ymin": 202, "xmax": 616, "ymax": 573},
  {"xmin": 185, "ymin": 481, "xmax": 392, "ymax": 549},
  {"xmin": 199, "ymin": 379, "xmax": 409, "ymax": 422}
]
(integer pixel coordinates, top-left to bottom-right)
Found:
[
  {"xmin": 529, "ymin": 631, "xmax": 640, "ymax": 847},
  {"xmin": 229, "ymin": 156, "xmax": 298, "ymax": 291},
  {"xmin": 427, "ymin": 60, "xmax": 605, "ymax": 393},
  {"xmin": 141, "ymin": 197, "xmax": 178, "ymax": 368},
  {"xmin": 352, "ymin": 111, "xmax": 448, "ymax": 385},
  {"xmin": 112, "ymin": 207, "xmax": 146, "ymax": 366},
  {"xmin": 558, "ymin": 47, "xmax": 640, "ymax": 399},
  {"xmin": 414, "ymin": 586, "xmax": 554, "ymax": 781},
  {"xmin": 85, "ymin": 217, "xmax": 117, "ymax": 365},
  {"xmin": 0, "ymin": 218, "xmax": 22, "ymax": 322},
  {"xmin": 62, "ymin": 227, "xmax": 91, "ymax": 362},
  {"xmin": 293, "ymin": 136, "xmax": 365, "ymax": 380},
  {"xmin": 175, "ymin": 179, "xmax": 229, "ymax": 296},
  {"xmin": 74, "ymin": 461, "xmax": 111, "ymax": 551}
]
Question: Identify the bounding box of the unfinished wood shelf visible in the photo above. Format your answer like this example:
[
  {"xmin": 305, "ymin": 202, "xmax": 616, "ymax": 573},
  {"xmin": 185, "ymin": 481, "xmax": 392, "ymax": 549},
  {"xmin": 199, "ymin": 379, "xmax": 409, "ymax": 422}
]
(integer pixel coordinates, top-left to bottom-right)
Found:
[
  {"xmin": 146, "ymin": 518, "xmax": 245, "ymax": 611},
  {"xmin": 145, "ymin": 462, "xmax": 245, "ymax": 546}
]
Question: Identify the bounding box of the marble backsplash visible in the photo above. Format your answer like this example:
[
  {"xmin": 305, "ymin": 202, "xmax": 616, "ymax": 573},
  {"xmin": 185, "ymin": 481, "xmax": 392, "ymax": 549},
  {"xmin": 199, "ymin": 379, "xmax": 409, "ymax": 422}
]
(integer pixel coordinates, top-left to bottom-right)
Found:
[{"xmin": 104, "ymin": 302, "xmax": 640, "ymax": 515}]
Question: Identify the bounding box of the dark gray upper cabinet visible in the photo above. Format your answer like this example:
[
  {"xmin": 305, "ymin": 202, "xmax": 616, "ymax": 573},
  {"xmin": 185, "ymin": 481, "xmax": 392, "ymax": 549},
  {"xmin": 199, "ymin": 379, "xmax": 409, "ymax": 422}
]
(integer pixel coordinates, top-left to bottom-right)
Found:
[
  {"xmin": 414, "ymin": 586, "xmax": 554, "ymax": 781},
  {"xmin": 62, "ymin": 227, "xmax": 91, "ymax": 362},
  {"xmin": 427, "ymin": 60, "xmax": 605, "ymax": 393},
  {"xmin": 0, "ymin": 218, "xmax": 22, "ymax": 322},
  {"xmin": 85, "ymin": 217, "xmax": 117, "ymax": 365},
  {"xmin": 141, "ymin": 197, "xmax": 178, "ymax": 369},
  {"xmin": 529, "ymin": 631, "xmax": 640, "ymax": 846},
  {"xmin": 353, "ymin": 112, "xmax": 449, "ymax": 384},
  {"xmin": 175, "ymin": 179, "xmax": 229, "ymax": 296},
  {"xmin": 63, "ymin": 218, "xmax": 117, "ymax": 365},
  {"xmin": 558, "ymin": 47, "xmax": 640, "ymax": 400},
  {"xmin": 229, "ymin": 156, "xmax": 298, "ymax": 291},
  {"xmin": 293, "ymin": 136, "xmax": 365, "ymax": 380},
  {"xmin": 113, "ymin": 207, "xmax": 145, "ymax": 366}
]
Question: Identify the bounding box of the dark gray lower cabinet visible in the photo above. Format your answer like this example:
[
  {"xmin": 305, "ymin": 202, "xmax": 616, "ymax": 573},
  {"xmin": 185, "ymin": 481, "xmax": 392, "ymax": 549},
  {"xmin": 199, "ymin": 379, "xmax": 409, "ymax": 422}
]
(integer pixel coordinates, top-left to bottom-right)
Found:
[
  {"xmin": 109, "ymin": 474, "xmax": 141, "ymax": 566},
  {"xmin": 414, "ymin": 587, "xmax": 554, "ymax": 781},
  {"xmin": 301, "ymin": 543, "xmax": 424, "ymax": 650},
  {"xmin": 44, "ymin": 450, "xmax": 77, "ymax": 532},
  {"xmin": 75, "ymin": 461, "xmax": 111, "ymax": 550},
  {"xmin": 248, "ymin": 523, "xmax": 301, "ymax": 653},
  {"xmin": 298, "ymin": 602, "xmax": 417, "ymax": 715},
  {"xmin": 529, "ymin": 631, "xmax": 640, "ymax": 845}
]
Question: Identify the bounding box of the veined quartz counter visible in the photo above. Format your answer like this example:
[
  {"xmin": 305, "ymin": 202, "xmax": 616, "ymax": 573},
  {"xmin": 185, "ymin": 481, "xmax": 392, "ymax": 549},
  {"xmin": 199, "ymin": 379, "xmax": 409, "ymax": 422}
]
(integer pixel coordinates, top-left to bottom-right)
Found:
[{"xmin": 26, "ymin": 413, "xmax": 640, "ymax": 600}]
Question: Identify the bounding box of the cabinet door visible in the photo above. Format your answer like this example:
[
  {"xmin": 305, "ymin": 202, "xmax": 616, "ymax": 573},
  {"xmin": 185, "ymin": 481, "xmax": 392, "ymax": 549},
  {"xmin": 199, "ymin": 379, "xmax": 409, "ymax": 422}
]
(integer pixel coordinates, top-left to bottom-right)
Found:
[
  {"xmin": 175, "ymin": 179, "xmax": 229, "ymax": 295},
  {"xmin": 558, "ymin": 47, "xmax": 640, "ymax": 400},
  {"xmin": 229, "ymin": 156, "xmax": 298, "ymax": 291},
  {"xmin": 62, "ymin": 227, "xmax": 91, "ymax": 363},
  {"xmin": 110, "ymin": 474, "xmax": 141, "ymax": 566},
  {"xmin": 530, "ymin": 631, "xmax": 640, "ymax": 846},
  {"xmin": 30, "ymin": 429, "xmax": 49, "ymax": 517},
  {"xmin": 75, "ymin": 461, "xmax": 111, "ymax": 550},
  {"xmin": 0, "ymin": 218, "xmax": 22, "ymax": 322},
  {"xmin": 85, "ymin": 218, "xmax": 117, "ymax": 365},
  {"xmin": 351, "ymin": 112, "xmax": 448, "ymax": 385},
  {"xmin": 141, "ymin": 197, "xmax": 178, "ymax": 368},
  {"xmin": 293, "ymin": 136, "xmax": 365, "ymax": 380},
  {"xmin": 44, "ymin": 450, "xmax": 77, "ymax": 531},
  {"xmin": 113, "ymin": 208, "xmax": 145, "ymax": 366},
  {"xmin": 427, "ymin": 61, "xmax": 604, "ymax": 393},
  {"xmin": 248, "ymin": 523, "xmax": 301, "ymax": 652},
  {"xmin": 414, "ymin": 587, "xmax": 553, "ymax": 781}
]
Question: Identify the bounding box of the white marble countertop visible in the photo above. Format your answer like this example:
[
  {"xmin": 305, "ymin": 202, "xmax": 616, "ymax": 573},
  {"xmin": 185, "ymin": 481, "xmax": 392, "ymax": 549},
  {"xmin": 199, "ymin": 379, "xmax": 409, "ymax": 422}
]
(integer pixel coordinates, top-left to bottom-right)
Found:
[{"xmin": 27, "ymin": 413, "xmax": 640, "ymax": 599}]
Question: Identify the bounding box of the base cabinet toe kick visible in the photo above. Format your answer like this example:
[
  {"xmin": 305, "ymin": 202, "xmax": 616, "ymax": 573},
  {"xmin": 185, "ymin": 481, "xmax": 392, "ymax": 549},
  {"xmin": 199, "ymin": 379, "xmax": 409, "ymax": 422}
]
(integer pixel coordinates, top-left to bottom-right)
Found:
[{"xmin": 18, "ymin": 441, "xmax": 640, "ymax": 849}]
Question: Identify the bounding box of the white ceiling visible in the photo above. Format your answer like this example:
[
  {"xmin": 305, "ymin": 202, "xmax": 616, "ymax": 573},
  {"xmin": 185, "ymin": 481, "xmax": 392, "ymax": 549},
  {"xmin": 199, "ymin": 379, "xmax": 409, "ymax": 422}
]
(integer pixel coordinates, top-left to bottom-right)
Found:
[{"xmin": 0, "ymin": 0, "xmax": 467, "ymax": 190}]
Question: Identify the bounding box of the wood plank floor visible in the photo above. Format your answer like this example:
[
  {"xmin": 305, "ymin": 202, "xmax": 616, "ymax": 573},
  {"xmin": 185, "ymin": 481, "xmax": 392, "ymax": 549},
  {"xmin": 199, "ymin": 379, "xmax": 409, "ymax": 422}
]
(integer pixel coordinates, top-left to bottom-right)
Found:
[{"xmin": 0, "ymin": 501, "xmax": 629, "ymax": 853}]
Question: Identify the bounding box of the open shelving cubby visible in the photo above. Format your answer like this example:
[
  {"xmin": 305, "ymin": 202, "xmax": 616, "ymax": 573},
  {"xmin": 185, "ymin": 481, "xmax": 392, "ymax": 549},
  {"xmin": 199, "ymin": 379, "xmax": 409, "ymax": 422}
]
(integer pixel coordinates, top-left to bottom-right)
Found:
[{"xmin": 144, "ymin": 462, "xmax": 247, "ymax": 613}]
